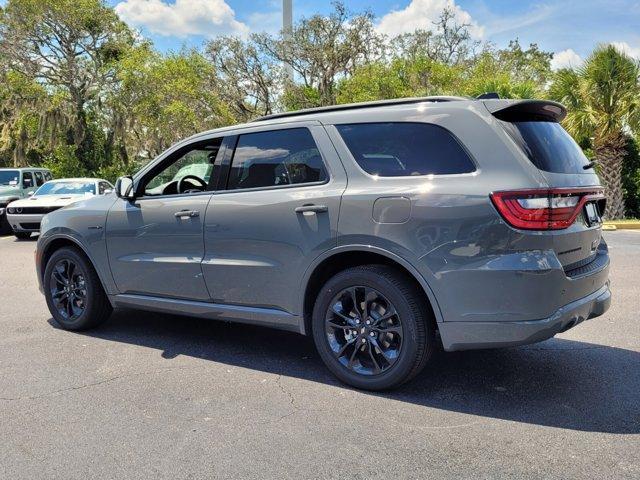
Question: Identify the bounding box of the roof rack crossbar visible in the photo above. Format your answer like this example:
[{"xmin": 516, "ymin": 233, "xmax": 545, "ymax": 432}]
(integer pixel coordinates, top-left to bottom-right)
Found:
[{"xmin": 252, "ymin": 96, "xmax": 470, "ymax": 122}]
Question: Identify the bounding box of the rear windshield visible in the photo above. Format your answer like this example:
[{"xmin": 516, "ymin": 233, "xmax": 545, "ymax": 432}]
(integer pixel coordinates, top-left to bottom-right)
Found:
[
  {"xmin": 500, "ymin": 121, "xmax": 592, "ymax": 174},
  {"xmin": 0, "ymin": 170, "xmax": 20, "ymax": 186},
  {"xmin": 336, "ymin": 123, "xmax": 475, "ymax": 176}
]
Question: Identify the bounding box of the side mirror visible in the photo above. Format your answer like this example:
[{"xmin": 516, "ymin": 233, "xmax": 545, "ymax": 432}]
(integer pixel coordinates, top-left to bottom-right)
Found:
[
  {"xmin": 103, "ymin": 188, "xmax": 113, "ymax": 195},
  {"xmin": 115, "ymin": 176, "xmax": 135, "ymax": 200},
  {"xmin": 27, "ymin": 191, "xmax": 34, "ymax": 197}
]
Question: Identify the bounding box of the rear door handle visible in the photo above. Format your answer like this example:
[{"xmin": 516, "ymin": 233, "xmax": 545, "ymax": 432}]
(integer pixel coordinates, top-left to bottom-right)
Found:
[
  {"xmin": 174, "ymin": 210, "xmax": 200, "ymax": 218},
  {"xmin": 295, "ymin": 204, "xmax": 328, "ymax": 214}
]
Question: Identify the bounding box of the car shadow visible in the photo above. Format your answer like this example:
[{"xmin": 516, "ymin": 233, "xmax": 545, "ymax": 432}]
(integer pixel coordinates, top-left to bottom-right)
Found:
[{"xmin": 50, "ymin": 309, "xmax": 640, "ymax": 434}]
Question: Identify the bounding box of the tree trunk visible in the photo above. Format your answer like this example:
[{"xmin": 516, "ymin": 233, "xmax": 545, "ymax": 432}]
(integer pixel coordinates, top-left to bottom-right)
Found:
[
  {"xmin": 12, "ymin": 123, "xmax": 27, "ymax": 167},
  {"xmin": 595, "ymin": 134, "xmax": 626, "ymax": 220}
]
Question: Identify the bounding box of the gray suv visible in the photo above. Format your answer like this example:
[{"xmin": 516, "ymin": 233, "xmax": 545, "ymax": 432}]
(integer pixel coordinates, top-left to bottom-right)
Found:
[{"xmin": 35, "ymin": 97, "xmax": 611, "ymax": 390}]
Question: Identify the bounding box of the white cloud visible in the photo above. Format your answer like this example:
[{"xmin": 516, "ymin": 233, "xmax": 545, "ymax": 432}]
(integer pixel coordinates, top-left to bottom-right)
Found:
[
  {"xmin": 114, "ymin": 0, "xmax": 249, "ymax": 38},
  {"xmin": 482, "ymin": 4, "xmax": 556, "ymax": 37},
  {"xmin": 550, "ymin": 49, "xmax": 583, "ymax": 70},
  {"xmin": 376, "ymin": 0, "xmax": 484, "ymax": 39},
  {"xmin": 611, "ymin": 41, "xmax": 640, "ymax": 59}
]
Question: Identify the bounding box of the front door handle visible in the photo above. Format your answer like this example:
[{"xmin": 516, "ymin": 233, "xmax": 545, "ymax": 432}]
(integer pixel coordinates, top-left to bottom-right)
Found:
[
  {"xmin": 174, "ymin": 210, "xmax": 200, "ymax": 218},
  {"xmin": 295, "ymin": 204, "xmax": 328, "ymax": 214}
]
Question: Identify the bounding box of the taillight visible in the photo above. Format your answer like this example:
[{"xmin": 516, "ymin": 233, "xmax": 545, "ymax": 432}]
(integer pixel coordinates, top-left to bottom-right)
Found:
[{"xmin": 490, "ymin": 188, "xmax": 605, "ymax": 230}]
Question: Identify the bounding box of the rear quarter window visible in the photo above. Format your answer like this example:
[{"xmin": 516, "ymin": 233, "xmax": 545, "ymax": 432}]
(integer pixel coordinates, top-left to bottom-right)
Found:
[
  {"xmin": 500, "ymin": 120, "xmax": 592, "ymax": 174},
  {"xmin": 335, "ymin": 122, "xmax": 476, "ymax": 177}
]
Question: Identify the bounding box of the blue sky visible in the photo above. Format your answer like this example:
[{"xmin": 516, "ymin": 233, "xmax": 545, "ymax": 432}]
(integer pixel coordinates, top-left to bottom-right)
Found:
[
  {"xmin": 4, "ymin": 0, "xmax": 637, "ymax": 69},
  {"xmin": 104, "ymin": 0, "xmax": 640, "ymax": 68}
]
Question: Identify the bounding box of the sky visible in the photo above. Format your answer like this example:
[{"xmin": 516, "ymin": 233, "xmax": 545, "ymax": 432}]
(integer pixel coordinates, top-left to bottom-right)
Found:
[{"xmin": 7, "ymin": 0, "xmax": 640, "ymax": 69}]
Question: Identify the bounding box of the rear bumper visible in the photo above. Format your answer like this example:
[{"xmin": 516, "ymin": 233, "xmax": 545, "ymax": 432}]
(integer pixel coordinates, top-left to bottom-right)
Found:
[{"xmin": 439, "ymin": 281, "xmax": 611, "ymax": 351}]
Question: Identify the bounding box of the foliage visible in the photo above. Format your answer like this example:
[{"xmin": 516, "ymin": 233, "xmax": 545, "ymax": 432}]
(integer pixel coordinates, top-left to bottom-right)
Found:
[
  {"xmin": 622, "ymin": 136, "xmax": 640, "ymax": 217},
  {"xmin": 0, "ymin": 0, "xmax": 637, "ymax": 214},
  {"xmin": 254, "ymin": 2, "xmax": 384, "ymax": 108},
  {"xmin": 549, "ymin": 45, "xmax": 640, "ymax": 218},
  {"xmin": 42, "ymin": 145, "xmax": 86, "ymax": 179}
]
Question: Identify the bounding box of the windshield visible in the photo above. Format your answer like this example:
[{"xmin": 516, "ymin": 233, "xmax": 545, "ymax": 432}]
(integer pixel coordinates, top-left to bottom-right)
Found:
[
  {"xmin": 35, "ymin": 181, "xmax": 96, "ymax": 196},
  {"xmin": 0, "ymin": 170, "xmax": 20, "ymax": 186},
  {"xmin": 500, "ymin": 121, "xmax": 592, "ymax": 174}
]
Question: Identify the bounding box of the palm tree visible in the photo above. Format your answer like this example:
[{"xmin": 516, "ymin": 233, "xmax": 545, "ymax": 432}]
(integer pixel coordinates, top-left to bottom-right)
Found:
[{"xmin": 549, "ymin": 45, "xmax": 640, "ymax": 219}]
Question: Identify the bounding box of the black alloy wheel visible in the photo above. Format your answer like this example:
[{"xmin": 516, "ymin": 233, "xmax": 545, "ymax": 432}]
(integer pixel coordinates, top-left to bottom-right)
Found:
[
  {"xmin": 325, "ymin": 286, "xmax": 403, "ymax": 376},
  {"xmin": 50, "ymin": 258, "xmax": 87, "ymax": 321}
]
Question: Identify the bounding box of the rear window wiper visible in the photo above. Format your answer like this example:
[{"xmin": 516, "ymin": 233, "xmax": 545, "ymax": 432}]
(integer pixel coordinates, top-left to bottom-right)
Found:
[{"xmin": 583, "ymin": 161, "xmax": 596, "ymax": 170}]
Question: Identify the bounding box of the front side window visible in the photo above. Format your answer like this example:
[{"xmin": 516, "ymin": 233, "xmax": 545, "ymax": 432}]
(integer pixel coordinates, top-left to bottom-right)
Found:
[
  {"xmin": 35, "ymin": 181, "xmax": 96, "ymax": 195},
  {"xmin": 143, "ymin": 140, "xmax": 222, "ymax": 196},
  {"xmin": 336, "ymin": 123, "xmax": 476, "ymax": 177},
  {"xmin": 227, "ymin": 128, "xmax": 327, "ymax": 190}
]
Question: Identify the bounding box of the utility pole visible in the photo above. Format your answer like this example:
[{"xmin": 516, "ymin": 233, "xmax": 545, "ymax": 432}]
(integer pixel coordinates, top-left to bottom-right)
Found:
[{"xmin": 283, "ymin": 0, "xmax": 294, "ymax": 81}]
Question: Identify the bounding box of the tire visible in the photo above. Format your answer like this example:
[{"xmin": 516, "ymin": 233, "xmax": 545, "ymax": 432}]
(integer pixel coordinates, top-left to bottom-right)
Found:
[
  {"xmin": 43, "ymin": 247, "xmax": 112, "ymax": 331},
  {"xmin": 0, "ymin": 214, "xmax": 10, "ymax": 235},
  {"xmin": 312, "ymin": 265, "xmax": 436, "ymax": 391},
  {"xmin": 14, "ymin": 232, "xmax": 31, "ymax": 240}
]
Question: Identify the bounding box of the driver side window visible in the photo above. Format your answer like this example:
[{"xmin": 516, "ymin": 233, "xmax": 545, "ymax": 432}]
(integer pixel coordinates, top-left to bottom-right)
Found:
[{"xmin": 143, "ymin": 139, "xmax": 222, "ymax": 196}]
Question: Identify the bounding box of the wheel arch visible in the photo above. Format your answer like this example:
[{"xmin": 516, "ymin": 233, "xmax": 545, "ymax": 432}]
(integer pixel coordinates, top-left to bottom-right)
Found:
[
  {"xmin": 38, "ymin": 234, "xmax": 112, "ymax": 298},
  {"xmin": 300, "ymin": 245, "xmax": 443, "ymax": 335}
]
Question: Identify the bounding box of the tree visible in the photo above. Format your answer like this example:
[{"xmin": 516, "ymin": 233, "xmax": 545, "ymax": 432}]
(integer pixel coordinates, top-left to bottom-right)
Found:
[
  {"xmin": 207, "ymin": 36, "xmax": 282, "ymax": 121},
  {"xmin": 390, "ymin": 8, "xmax": 480, "ymax": 66},
  {"xmin": 496, "ymin": 40, "xmax": 553, "ymax": 85},
  {"xmin": 549, "ymin": 45, "xmax": 640, "ymax": 219},
  {"xmin": 255, "ymin": 1, "xmax": 384, "ymax": 108},
  {"xmin": 115, "ymin": 48, "xmax": 235, "ymax": 162},
  {"xmin": 0, "ymin": 0, "xmax": 134, "ymax": 166}
]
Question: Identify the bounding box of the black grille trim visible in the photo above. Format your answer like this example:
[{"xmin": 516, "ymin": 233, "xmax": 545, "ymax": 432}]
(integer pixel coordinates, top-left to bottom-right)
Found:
[
  {"xmin": 16, "ymin": 206, "xmax": 63, "ymax": 214},
  {"xmin": 19, "ymin": 222, "xmax": 41, "ymax": 230}
]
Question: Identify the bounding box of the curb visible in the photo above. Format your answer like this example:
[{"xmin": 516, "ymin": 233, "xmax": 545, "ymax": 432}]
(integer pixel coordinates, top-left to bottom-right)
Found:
[{"xmin": 603, "ymin": 221, "xmax": 640, "ymax": 231}]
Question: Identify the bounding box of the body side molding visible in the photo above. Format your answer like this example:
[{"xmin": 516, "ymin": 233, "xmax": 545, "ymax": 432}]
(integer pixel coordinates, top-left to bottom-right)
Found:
[{"xmin": 110, "ymin": 294, "xmax": 301, "ymax": 333}]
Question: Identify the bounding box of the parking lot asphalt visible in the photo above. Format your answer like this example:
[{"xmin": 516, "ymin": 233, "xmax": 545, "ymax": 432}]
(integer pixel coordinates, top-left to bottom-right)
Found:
[{"xmin": 0, "ymin": 231, "xmax": 638, "ymax": 479}]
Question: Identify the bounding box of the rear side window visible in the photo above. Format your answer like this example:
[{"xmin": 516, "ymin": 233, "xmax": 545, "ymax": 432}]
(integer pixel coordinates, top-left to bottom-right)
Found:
[
  {"xmin": 336, "ymin": 122, "xmax": 475, "ymax": 176},
  {"xmin": 227, "ymin": 128, "xmax": 327, "ymax": 190},
  {"xmin": 500, "ymin": 121, "xmax": 592, "ymax": 174},
  {"xmin": 22, "ymin": 171, "xmax": 34, "ymax": 187},
  {"xmin": 34, "ymin": 171, "xmax": 44, "ymax": 186}
]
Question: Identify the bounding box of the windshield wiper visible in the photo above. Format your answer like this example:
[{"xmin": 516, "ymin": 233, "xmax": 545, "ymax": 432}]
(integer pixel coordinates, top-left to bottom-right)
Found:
[{"xmin": 583, "ymin": 161, "xmax": 596, "ymax": 170}]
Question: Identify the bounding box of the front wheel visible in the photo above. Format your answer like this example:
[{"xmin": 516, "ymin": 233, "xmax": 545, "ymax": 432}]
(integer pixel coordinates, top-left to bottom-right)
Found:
[
  {"xmin": 312, "ymin": 265, "xmax": 436, "ymax": 390},
  {"xmin": 43, "ymin": 247, "xmax": 112, "ymax": 331}
]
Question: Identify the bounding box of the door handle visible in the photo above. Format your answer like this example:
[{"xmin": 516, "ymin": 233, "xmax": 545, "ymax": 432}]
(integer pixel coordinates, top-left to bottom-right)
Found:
[
  {"xmin": 174, "ymin": 210, "xmax": 200, "ymax": 218},
  {"xmin": 295, "ymin": 204, "xmax": 328, "ymax": 214}
]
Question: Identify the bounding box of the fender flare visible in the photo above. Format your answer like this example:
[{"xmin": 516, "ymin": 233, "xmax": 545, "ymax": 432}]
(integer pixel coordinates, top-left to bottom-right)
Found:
[
  {"xmin": 38, "ymin": 232, "xmax": 113, "ymax": 297},
  {"xmin": 298, "ymin": 244, "xmax": 444, "ymax": 334}
]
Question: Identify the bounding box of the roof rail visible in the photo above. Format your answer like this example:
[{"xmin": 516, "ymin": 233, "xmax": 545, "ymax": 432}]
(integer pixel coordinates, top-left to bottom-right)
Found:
[{"xmin": 252, "ymin": 96, "xmax": 470, "ymax": 122}]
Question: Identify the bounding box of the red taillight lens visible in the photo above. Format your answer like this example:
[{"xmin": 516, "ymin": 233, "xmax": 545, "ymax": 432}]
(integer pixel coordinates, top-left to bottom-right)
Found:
[{"xmin": 490, "ymin": 188, "xmax": 605, "ymax": 230}]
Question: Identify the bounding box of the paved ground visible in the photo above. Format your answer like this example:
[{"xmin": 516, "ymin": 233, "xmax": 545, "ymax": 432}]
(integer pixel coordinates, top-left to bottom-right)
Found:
[{"xmin": 0, "ymin": 231, "xmax": 638, "ymax": 479}]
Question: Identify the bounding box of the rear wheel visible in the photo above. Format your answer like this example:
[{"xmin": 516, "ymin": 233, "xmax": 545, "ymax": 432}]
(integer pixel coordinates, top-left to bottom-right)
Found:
[
  {"xmin": 14, "ymin": 232, "xmax": 31, "ymax": 240},
  {"xmin": 43, "ymin": 247, "xmax": 112, "ymax": 331},
  {"xmin": 312, "ymin": 265, "xmax": 436, "ymax": 390}
]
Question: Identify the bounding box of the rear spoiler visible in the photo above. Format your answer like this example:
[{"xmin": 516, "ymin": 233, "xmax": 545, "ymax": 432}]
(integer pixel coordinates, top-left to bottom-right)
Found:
[{"xmin": 483, "ymin": 99, "xmax": 567, "ymax": 122}]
